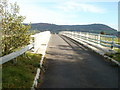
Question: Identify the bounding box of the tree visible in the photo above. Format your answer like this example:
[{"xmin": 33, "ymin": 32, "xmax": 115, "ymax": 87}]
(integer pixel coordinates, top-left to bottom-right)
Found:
[
  {"xmin": 100, "ymin": 31, "xmax": 105, "ymax": 35},
  {"xmin": 1, "ymin": 0, "xmax": 31, "ymax": 56}
]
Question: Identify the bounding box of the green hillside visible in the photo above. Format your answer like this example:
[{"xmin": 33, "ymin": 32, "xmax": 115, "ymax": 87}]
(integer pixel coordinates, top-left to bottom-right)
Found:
[{"xmin": 25, "ymin": 23, "xmax": 117, "ymax": 35}]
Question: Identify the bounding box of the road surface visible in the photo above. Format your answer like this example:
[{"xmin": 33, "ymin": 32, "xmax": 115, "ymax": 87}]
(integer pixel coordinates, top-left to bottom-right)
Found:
[{"xmin": 39, "ymin": 34, "xmax": 119, "ymax": 88}]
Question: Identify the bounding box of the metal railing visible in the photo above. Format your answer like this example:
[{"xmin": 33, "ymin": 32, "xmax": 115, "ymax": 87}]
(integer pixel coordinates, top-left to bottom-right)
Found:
[{"xmin": 59, "ymin": 31, "xmax": 120, "ymax": 49}]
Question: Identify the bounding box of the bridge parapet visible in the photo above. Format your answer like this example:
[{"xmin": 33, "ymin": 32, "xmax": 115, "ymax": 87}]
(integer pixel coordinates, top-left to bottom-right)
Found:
[
  {"xmin": 31, "ymin": 31, "xmax": 51, "ymax": 54},
  {"xmin": 0, "ymin": 31, "xmax": 51, "ymax": 64},
  {"xmin": 59, "ymin": 31, "xmax": 120, "ymax": 53}
]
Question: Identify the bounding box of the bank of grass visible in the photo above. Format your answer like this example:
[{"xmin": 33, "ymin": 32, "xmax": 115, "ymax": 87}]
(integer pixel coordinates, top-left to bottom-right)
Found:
[
  {"xmin": 2, "ymin": 51, "xmax": 42, "ymax": 88},
  {"xmin": 112, "ymin": 49, "xmax": 120, "ymax": 62},
  {"xmin": 105, "ymin": 49, "xmax": 120, "ymax": 63},
  {"xmin": 112, "ymin": 53, "xmax": 120, "ymax": 62},
  {"xmin": 100, "ymin": 37, "xmax": 120, "ymax": 62}
]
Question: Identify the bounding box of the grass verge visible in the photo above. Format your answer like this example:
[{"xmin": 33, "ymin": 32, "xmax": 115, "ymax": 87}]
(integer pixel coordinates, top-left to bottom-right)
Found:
[
  {"xmin": 105, "ymin": 49, "xmax": 120, "ymax": 63},
  {"xmin": 2, "ymin": 51, "xmax": 42, "ymax": 89}
]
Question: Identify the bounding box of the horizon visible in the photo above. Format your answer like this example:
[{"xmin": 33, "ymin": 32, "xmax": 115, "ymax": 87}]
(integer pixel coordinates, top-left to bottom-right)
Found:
[{"xmin": 24, "ymin": 22, "xmax": 118, "ymax": 30}]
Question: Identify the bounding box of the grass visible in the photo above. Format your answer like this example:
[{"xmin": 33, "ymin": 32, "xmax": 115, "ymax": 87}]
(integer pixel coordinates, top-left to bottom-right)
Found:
[
  {"xmin": 98, "ymin": 36, "xmax": 120, "ymax": 63},
  {"xmin": 105, "ymin": 49, "xmax": 120, "ymax": 62},
  {"xmin": 2, "ymin": 51, "xmax": 42, "ymax": 89},
  {"xmin": 100, "ymin": 37, "xmax": 119, "ymax": 44},
  {"xmin": 112, "ymin": 53, "xmax": 120, "ymax": 62},
  {"xmin": 82, "ymin": 33, "xmax": 120, "ymax": 63},
  {"xmin": 88, "ymin": 34, "xmax": 120, "ymax": 47}
]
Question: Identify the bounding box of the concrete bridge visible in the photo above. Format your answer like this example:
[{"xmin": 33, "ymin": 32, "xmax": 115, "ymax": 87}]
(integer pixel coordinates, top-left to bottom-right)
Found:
[{"xmin": 39, "ymin": 34, "xmax": 119, "ymax": 88}]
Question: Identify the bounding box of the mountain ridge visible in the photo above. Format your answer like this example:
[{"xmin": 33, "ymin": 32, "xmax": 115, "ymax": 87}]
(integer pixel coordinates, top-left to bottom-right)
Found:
[{"xmin": 26, "ymin": 23, "xmax": 117, "ymax": 35}]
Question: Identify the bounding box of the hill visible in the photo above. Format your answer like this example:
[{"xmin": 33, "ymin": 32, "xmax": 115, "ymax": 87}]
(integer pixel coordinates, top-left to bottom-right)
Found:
[{"xmin": 27, "ymin": 23, "xmax": 117, "ymax": 35}]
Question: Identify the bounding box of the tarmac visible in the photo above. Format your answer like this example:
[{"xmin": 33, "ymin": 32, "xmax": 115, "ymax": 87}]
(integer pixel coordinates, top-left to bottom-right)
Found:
[{"xmin": 39, "ymin": 34, "xmax": 119, "ymax": 88}]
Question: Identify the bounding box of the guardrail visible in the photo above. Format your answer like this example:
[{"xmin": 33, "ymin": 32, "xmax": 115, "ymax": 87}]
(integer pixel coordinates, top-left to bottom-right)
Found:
[
  {"xmin": 32, "ymin": 31, "xmax": 51, "ymax": 88},
  {"xmin": 59, "ymin": 31, "xmax": 120, "ymax": 49},
  {"xmin": 1, "ymin": 31, "xmax": 51, "ymax": 89},
  {"xmin": 0, "ymin": 44, "xmax": 33, "ymax": 65},
  {"xmin": 0, "ymin": 31, "xmax": 51, "ymax": 65},
  {"xmin": 31, "ymin": 31, "xmax": 51, "ymax": 53}
]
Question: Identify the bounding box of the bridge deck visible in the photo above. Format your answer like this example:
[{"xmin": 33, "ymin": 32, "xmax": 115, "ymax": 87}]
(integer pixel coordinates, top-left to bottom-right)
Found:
[{"xmin": 40, "ymin": 34, "xmax": 119, "ymax": 88}]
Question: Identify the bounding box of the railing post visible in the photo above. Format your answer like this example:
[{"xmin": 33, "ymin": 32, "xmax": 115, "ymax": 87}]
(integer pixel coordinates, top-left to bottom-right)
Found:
[
  {"xmin": 13, "ymin": 58, "xmax": 17, "ymax": 64},
  {"xmin": 70, "ymin": 32, "xmax": 71, "ymax": 37},
  {"xmin": 75, "ymin": 31, "xmax": 77, "ymax": 39},
  {"xmin": 111, "ymin": 37, "xmax": 114, "ymax": 49},
  {"xmin": 98, "ymin": 34, "xmax": 101, "ymax": 45},
  {"xmin": 72, "ymin": 31, "xmax": 73, "ymax": 38},
  {"xmin": 77, "ymin": 31, "xmax": 79, "ymax": 40},
  {"xmin": 86, "ymin": 32, "xmax": 89, "ymax": 41},
  {"xmin": 79, "ymin": 32, "xmax": 81, "ymax": 39},
  {"xmin": 73, "ymin": 31, "xmax": 75, "ymax": 39}
]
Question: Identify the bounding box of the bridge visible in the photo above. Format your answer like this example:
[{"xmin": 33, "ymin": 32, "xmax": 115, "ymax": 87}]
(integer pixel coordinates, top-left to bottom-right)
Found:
[{"xmin": 39, "ymin": 33, "xmax": 119, "ymax": 88}]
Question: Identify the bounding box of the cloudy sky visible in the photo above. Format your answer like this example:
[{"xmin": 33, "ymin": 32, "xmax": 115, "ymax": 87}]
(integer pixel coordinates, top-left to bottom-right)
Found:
[{"xmin": 9, "ymin": 0, "xmax": 119, "ymax": 30}]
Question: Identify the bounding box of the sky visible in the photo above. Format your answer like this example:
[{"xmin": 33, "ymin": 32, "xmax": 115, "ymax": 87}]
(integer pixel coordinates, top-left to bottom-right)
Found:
[{"xmin": 8, "ymin": 0, "xmax": 119, "ymax": 30}]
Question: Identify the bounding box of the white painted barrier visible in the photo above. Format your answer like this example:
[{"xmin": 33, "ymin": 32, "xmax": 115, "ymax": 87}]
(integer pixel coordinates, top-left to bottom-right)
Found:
[
  {"xmin": 31, "ymin": 31, "xmax": 51, "ymax": 53},
  {"xmin": 60, "ymin": 31, "xmax": 120, "ymax": 66},
  {"xmin": 60, "ymin": 31, "xmax": 120, "ymax": 49},
  {"xmin": 1, "ymin": 31, "xmax": 51, "ymax": 65},
  {"xmin": 32, "ymin": 31, "xmax": 51, "ymax": 89},
  {"xmin": 0, "ymin": 44, "xmax": 33, "ymax": 64}
]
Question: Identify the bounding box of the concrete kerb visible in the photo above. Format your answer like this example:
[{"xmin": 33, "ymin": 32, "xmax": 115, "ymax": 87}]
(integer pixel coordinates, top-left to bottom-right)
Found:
[
  {"xmin": 31, "ymin": 33, "xmax": 51, "ymax": 90},
  {"xmin": 62, "ymin": 35, "xmax": 120, "ymax": 67}
]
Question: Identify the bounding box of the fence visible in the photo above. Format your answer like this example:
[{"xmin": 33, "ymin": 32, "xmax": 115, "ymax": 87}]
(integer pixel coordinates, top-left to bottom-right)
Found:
[
  {"xmin": 0, "ymin": 44, "xmax": 33, "ymax": 64},
  {"xmin": 59, "ymin": 31, "xmax": 120, "ymax": 49},
  {"xmin": 0, "ymin": 31, "xmax": 51, "ymax": 65}
]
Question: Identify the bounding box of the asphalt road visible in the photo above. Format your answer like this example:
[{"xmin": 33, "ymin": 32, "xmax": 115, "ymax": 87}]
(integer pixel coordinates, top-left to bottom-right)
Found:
[{"xmin": 39, "ymin": 34, "xmax": 119, "ymax": 88}]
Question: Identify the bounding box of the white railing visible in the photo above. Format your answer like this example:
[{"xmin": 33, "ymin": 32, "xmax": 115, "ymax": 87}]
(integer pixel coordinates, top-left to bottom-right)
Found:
[
  {"xmin": 31, "ymin": 31, "xmax": 51, "ymax": 88},
  {"xmin": 0, "ymin": 44, "xmax": 33, "ymax": 64},
  {"xmin": 31, "ymin": 31, "xmax": 51, "ymax": 53},
  {"xmin": 0, "ymin": 31, "xmax": 51, "ymax": 65},
  {"xmin": 59, "ymin": 31, "xmax": 120, "ymax": 49}
]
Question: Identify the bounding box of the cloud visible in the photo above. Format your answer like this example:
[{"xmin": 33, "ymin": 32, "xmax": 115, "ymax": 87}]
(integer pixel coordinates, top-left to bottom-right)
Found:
[
  {"xmin": 7, "ymin": 0, "xmax": 117, "ymax": 30},
  {"xmin": 7, "ymin": 0, "xmax": 105, "ymax": 24},
  {"xmin": 13, "ymin": 2, "xmax": 75, "ymax": 24},
  {"xmin": 57, "ymin": 1, "xmax": 105, "ymax": 13}
]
